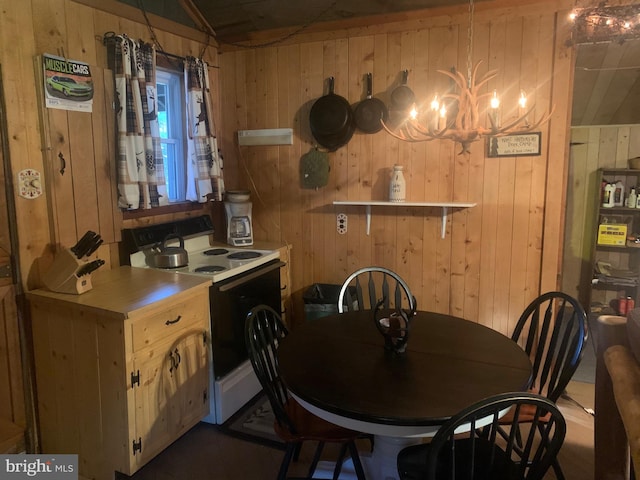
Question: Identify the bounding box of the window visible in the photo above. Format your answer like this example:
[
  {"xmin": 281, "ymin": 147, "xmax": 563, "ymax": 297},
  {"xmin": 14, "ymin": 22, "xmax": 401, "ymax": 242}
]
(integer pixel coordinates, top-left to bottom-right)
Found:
[{"xmin": 156, "ymin": 68, "xmax": 186, "ymax": 202}]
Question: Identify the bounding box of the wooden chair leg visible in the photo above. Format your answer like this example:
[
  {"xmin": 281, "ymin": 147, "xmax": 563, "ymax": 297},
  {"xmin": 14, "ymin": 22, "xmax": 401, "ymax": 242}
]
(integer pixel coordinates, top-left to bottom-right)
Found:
[
  {"xmin": 348, "ymin": 440, "xmax": 367, "ymax": 480},
  {"xmin": 306, "ymin": 441, "xmax": 325, "ymax": 478},
  {"xmin": 332, "ymin": 443, "xmax": 348, "ymax": 480},
  {"xmin": 278, "ymin": 443, "xmax": 297, "ymax": 480},
  {"xmin": 552, "ymin": 458, "xmax": 565, "ymax": 480},
  {"xmin": 293, "ymin": 442, "xmax": 302, "ymax": 461}
]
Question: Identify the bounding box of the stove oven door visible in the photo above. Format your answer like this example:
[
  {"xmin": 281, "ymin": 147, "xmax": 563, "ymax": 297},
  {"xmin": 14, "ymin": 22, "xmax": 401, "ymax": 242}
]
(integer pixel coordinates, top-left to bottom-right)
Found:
[{"xmin": 209, "ymin": 260, "xmax": 283, "ymax": 380}]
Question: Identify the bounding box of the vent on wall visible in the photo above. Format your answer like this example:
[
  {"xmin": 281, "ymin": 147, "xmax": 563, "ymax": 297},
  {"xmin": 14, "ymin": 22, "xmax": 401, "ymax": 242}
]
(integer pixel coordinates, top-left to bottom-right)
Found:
[{"xmin": 237, "ymin": 128, "xmax": 293, "ymax": 146}]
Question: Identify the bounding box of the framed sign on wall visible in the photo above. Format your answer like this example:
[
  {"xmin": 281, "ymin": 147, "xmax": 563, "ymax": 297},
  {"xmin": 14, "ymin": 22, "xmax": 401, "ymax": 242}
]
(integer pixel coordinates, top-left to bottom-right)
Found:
[{"xmin": 487, "ymin": 132, "xmax": 541, "ymax": 157}]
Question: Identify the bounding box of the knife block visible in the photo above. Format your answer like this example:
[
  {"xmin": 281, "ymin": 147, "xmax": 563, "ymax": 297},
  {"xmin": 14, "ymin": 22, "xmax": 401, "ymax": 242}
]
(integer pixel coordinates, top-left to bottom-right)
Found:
[{"xmin": 43, "ymin": 248, "xmax": 94, "ymax": 295}]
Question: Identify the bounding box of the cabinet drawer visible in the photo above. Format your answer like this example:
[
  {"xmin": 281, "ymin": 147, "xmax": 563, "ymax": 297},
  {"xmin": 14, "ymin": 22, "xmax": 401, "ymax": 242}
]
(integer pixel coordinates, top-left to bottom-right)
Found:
[{"xmin": 131, "ymin": 293, "xmax": 208, "ymax": 351}]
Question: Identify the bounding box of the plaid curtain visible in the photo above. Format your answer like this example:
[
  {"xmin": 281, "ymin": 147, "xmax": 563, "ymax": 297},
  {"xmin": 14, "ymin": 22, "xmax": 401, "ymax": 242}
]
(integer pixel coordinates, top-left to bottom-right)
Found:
[
  {"xmin": 113, "ymin": 34, "xmax": 167, "ymax": 209},
  {"xmin": 184, "ymin": 56, "xmax": 224, "ymax": 202}
]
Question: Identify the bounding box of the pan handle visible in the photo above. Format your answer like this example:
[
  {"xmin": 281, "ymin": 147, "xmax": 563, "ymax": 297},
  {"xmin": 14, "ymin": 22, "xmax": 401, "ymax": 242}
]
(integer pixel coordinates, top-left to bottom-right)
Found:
[
  {"xmin": 401, "ymin": 69, "xmax": 409, "ymax": 85},
  {"xmin": 366, "ymin": 73, "xmax": 373, "ymax": 99},
  {"xmin": 328, "ymin": 76, "xmax": 335, "ymax": 95}
]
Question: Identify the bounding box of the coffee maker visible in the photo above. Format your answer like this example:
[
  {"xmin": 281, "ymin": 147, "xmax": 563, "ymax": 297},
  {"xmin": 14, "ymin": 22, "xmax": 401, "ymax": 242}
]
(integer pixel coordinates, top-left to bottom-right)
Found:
[{"xmin": 224, "ymin": 190, "xmax": 253, "ymax": 246}]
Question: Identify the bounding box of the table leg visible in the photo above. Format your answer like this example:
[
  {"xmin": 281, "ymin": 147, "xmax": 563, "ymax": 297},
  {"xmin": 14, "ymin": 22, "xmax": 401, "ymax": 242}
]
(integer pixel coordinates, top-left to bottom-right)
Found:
[
  {"xmin": 312, "ymin": 435, "xmax": 422, "ymax": 480},
  {"xmin": 367, "ymin": 435, "xmax": 422, "ymax": 480}
]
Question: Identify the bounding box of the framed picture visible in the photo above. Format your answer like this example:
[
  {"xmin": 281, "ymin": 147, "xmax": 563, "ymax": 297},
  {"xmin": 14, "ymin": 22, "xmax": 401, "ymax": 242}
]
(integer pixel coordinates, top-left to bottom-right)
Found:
[{"xmin": 487, "ymin": 132, "xmax": 541, "ymax": 157}]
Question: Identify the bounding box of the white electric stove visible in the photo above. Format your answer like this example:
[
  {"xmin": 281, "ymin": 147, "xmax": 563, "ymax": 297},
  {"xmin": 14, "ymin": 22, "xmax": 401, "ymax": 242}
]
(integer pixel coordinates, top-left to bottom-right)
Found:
[
  {"xmin": 128, "ymin": 234, "xmax": 280, "ymax": 282},
  {"xmin": 121, "ymin": 215, "xmax": 283, "ymax": 425}
]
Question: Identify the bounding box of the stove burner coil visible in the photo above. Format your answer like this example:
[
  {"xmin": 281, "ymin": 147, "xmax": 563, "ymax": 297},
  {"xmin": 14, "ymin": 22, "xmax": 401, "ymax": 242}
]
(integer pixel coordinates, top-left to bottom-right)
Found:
[
  {"xmin": 194, "ymin": 265, "xmax": 227, "ymax": 273},
  {"xmin": 227, "ymin": 251, "xmax": 262, "ymax": 260},
  {"xmin": 203, "ymin": 248, "xmax": 229, "ymax": 256}
]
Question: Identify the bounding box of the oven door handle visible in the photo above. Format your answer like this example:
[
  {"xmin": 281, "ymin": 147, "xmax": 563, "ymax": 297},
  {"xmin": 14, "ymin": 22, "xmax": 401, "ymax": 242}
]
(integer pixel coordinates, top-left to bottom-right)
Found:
[{"xmin": 218, "ymin": 260, "xmax": 285, "ymax": 292}]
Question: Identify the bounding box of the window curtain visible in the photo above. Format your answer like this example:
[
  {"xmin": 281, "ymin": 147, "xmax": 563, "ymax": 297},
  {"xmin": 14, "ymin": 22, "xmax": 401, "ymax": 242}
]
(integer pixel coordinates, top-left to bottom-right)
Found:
[
  {"xmin": 184, "ymin": 56, "xmax": 224, "ymax": 202},
  {"xmin": 113, "ymin": 34, "xmax": 167, "ymax": 210}
]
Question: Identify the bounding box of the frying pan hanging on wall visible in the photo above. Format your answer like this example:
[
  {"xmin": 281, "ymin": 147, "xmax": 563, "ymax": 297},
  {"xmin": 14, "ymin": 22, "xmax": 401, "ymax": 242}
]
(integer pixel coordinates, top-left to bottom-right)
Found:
[
  {"xmin": 354, "ymin": 73, "xmax": 388, "ymax": 134},
  {"xmin": 391, "ymin": 70, "xmax": 416, "ymax": 111},
  {"xmin": 309, "ymin": 77, "xmax": 355, "ymax": 151}
]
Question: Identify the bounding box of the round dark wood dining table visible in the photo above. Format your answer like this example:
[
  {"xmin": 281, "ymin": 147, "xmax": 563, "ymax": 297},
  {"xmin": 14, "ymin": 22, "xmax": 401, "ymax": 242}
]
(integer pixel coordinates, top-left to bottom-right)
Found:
[{"xmin": 277, "ymin": 309, "xmax": 532, "ymax": 480}]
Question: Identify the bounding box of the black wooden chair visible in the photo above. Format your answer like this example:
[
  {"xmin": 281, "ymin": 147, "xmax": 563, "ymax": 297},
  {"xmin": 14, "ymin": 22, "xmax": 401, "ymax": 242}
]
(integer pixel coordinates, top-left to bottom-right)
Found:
[
  {"xmin": 245, "ymin": 305, "xmax": 367, "ymax": 480},
  {"xmin": 396, "ymin": 392, "xmax": 567, "ymax": 480},
  {"xmin": 502, "ymin": 291, "xmax": 588, "ymax": 480},
  {"xmin": 337, "ymin": 266, "xmax": 416, "ymax": 313}
]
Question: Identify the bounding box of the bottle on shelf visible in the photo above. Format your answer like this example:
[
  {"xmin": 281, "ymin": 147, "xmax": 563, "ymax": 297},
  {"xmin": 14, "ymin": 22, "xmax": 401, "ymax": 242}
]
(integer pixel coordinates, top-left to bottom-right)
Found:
[
  {"xmin": 614, "ymin": 181, "xmax": 625, "ymax": 206},
  {"xmin": 603, "ymin": 183, "xmax": 616, "ymax": 208},
  {"xmin": 619, "ymin": 296, "xmax": 628, "ymax": 316},
  {"xmin": 389, "ymin": 164, "xmax": 406, "ymax": 203},
  {"xmin": 629, "ymin": 188, "xmax": 637, "ymax": 209}
]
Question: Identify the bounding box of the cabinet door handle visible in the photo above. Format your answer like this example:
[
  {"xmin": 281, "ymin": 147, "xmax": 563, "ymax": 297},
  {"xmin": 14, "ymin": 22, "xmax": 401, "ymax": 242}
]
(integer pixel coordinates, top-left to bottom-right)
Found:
[
  {"xmin": 169, "ymin": 348, "xmax": 181, "ymax": 372},
  {"xmin": 169, "ymin": 352, "xmax": 176, "ymax": 372},
  {"xmin": 58, "ymin": 152, "xmax": 66, "ymax": 175},
  {"xmin": 165, "ymin": 315, "xmax": 182, "ymax": 326}
]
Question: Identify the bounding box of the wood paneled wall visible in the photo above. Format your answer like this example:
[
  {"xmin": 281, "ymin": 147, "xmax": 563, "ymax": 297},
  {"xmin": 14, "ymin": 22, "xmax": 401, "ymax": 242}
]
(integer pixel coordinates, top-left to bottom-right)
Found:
[
  {"xmin": 1, "ymin": 0, "xmax": 576, "ymax": 336},
  {"xmin": 0, "ymin": 0, "xmax": 218, "ymax": 291},
  {"xmin": 563, "ymin": 125, "xmax": 640, "ymax": 307},
  {"xmin": 218, "ymin": 1, "xmax": 575, "ymax": 332}
]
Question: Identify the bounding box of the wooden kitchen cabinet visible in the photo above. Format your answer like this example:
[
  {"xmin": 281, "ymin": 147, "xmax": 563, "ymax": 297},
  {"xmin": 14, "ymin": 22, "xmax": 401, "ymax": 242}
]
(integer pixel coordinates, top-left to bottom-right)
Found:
[{"xmin": 27, "ymin": 267, "xmax": 211, "ymax": 480}]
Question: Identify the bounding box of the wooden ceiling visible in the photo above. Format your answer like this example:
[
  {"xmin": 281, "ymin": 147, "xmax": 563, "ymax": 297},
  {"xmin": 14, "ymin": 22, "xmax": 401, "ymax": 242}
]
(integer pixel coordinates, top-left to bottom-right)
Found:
[
  {"xmin": 187, "ymin": 0, "xmax": 475, "ymax": 41},
  {"xmin": 117, "ymin": 0, "xmax": 640, "ymax": 127},
  {"xmin": 573, "ymin": 38, "xmax": 640, "ymax": 126}
]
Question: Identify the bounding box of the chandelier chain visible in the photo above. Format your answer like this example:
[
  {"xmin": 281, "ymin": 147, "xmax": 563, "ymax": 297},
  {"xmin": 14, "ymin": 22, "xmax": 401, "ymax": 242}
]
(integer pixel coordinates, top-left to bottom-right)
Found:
[{"xmin": 467, "ymin": 0, "xmax": 474, "ymax": 87}]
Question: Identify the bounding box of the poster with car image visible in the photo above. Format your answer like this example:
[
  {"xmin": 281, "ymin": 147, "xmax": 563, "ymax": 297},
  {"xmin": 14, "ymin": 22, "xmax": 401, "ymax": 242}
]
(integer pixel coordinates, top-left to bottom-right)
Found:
[{"xmin": 43, "ymin": 53, "xmax": 93, "ymax": 112}]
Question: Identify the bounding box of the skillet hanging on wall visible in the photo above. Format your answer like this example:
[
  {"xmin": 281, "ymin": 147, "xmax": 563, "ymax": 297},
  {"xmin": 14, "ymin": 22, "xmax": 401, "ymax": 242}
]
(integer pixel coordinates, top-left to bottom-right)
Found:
[
  {"xmin": 354, "ymin": 73, "xmax": 388, "ymax": 134},
  {"xmin": 309, "ymin": 77, "xmax": 355, "ymax": 151},
  {"xmin": 391, "ymin": 70, "xmax": 416, "ymax": 111}
]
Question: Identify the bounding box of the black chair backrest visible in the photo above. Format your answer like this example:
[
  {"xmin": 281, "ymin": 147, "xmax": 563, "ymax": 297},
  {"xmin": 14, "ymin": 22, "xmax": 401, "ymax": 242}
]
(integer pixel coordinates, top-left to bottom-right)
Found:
[
  {"xmin": 420, "ymin": 392, "xmax": 566, "ymax": 480},
  {"xmin": 245, "ymin": 305, "xmax": 296, "ymax": 433},
  {"xmin": 511, "ymin": 291, "xmax": 588, "ymax": 402},
  {"xmin": 337, "ymin": 266, "xmax": 416, "ymax": 313}
]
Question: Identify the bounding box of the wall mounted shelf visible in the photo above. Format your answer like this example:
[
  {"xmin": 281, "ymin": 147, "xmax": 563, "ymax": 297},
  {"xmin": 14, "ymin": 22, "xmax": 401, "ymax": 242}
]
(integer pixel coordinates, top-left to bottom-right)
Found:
[{"xmin": 333, "ymin": 201, "xmax": 477, "ymax": 238}]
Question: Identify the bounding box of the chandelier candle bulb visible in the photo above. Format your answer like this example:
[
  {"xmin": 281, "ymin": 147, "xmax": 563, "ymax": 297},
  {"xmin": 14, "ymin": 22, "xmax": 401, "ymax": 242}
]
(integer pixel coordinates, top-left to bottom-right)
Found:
[
  {"xmin": 430, "ymin": 95, "xmax": 440, "ymax": 130},
  {"xmin": 490, "ymin": 90, "xmax": 500, "ymax": 129},
  {"xmin": 519, "ymin": 91, "xmax": 529, "ymax": 126},
  {"xmin": 439, "ymin": 105, "xmax": 447, "ymax": 130},
  {"xmin": 389, "ymin": 165, "xmax": 406, "ymax": 203}
]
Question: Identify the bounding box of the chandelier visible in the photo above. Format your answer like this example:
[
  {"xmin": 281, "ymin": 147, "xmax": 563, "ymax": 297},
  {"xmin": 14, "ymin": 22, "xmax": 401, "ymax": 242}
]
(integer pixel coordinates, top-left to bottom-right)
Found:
[{"xmin": 382, "ymin": 0, "xmax": 554, "ymax": 154}]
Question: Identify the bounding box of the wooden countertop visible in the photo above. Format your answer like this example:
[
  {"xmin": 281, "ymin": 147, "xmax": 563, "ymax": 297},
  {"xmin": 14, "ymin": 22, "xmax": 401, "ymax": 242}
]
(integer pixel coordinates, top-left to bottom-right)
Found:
[{"xmin": 26, "ymin": 266, "xmax": 211, "ymax": 318}]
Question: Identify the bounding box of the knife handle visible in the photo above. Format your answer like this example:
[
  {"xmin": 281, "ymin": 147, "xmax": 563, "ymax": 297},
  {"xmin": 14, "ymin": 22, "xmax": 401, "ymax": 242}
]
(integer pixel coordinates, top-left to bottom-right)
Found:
[
  {"xmin": 71, "ymin": 230, "xmax": 96, "ymax": 258},
  {"xmin": 85, "ymin": 238, "xmax": 103, "ymax": 257}
]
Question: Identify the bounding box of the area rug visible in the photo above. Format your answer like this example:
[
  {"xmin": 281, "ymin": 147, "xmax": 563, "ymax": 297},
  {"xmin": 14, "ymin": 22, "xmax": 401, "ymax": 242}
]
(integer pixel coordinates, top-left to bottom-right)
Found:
[{"xmin": 219, "ymin": 392, "xmax": 285, "ymax": 450}]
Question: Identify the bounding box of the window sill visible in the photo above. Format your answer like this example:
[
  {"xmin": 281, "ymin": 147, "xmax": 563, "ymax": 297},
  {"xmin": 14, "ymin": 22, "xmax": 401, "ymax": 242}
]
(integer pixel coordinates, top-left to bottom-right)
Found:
[{"xmin": 122, "ymin": 201, "xmax": 207, "ymax": 220}]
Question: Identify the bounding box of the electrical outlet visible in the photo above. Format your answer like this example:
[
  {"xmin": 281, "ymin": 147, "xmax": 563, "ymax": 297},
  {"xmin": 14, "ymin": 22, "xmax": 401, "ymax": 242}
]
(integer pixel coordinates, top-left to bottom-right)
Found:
[{"xmin": 337, "ymin": 213, "xmax": 347, "ymax": 234}]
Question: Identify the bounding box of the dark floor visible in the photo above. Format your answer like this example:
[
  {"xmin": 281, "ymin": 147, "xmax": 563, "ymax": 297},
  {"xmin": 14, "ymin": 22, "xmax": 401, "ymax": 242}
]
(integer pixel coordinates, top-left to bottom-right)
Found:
[{"xmin": 117, "ymin": 380, "xmax": 594, "ymax": 480}]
